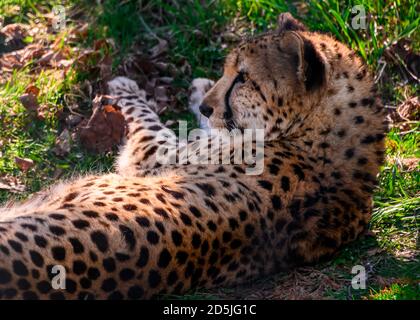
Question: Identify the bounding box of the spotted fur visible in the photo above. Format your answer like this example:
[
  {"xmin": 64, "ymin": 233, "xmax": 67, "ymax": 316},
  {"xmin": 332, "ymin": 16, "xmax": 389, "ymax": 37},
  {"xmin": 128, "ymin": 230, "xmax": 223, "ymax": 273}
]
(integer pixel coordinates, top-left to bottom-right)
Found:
[{"xmin": 0, "ymin": 13, "xmax": 386, "ymax": 300}]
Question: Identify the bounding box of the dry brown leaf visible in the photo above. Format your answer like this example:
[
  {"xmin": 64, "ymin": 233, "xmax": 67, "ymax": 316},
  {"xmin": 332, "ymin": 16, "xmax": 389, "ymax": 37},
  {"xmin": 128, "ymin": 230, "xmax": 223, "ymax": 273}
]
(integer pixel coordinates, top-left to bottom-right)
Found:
[
  {"xmin": 0, "ymin": 23, "xmax": 29, "ymax": 53},
  {"xmin": 19, "ymin": 92, "xmax": 39, "ymax": 112},
  {"xmin": 65, "ymin": 114, "xmax": 84, "ymax": 127},
  {"xmin": 392, "ymin": 157, "xmax": 419, "ymax": 172},
  {"xmin": 0, "ymin": 176, "xmax": 25, "ymax": 193},
  {"xmin": 53, "ymin": 128, "xmax": 72, "ymax": 156},
  {"xmin": 14, "ymin": 156, "xmax": 35, "ymax": 171},
  {"xmin": 397, "ymin": 96, "xmax": 419, "ymax": 121},
  {"xmin": 25, "ymin": 84, "xmax": 40, "ymax": 96},
  {"xmin": 78, "ymin": 96, "xmax": 126, "ymax": 153}
]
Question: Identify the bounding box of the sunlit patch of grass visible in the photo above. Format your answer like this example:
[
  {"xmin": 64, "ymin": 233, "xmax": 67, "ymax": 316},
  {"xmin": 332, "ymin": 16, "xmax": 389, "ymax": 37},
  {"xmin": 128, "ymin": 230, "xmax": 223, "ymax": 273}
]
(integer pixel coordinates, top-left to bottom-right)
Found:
[{"xmin": 368, "ymin": 283, "xmax": 420, "ymax": 300}]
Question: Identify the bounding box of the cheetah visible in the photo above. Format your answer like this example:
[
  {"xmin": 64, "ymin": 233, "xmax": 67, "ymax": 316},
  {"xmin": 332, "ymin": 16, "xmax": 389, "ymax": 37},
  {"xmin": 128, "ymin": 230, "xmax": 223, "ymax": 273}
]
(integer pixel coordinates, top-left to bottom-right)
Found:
[{"xmin": 0, "ymin": 13, "xmax": 386, "ymax": 300}]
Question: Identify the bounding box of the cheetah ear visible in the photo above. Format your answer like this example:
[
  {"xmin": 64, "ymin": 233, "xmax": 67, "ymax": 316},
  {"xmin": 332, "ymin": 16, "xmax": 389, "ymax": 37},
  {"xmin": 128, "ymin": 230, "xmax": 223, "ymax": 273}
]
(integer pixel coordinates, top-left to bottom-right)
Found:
[
  {"xmin": 281, "ymin": 32, "xmax": 325, "ymax": 91},
  {"xmin": 277, "ymin": 12, "xmax": 307, "ymax": 33}
]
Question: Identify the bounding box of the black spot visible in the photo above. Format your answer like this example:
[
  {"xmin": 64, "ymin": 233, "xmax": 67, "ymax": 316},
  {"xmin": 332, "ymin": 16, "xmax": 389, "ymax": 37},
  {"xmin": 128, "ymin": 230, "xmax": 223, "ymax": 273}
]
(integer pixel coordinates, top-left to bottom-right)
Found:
[
  {"xmin": 162, "ymin": 186, "xmax": 185, "ymax": 200},
  {"xmin": 86, "ymin": 268, "xmax": 99, "ymax": 281},
  {"xmin": 239, "ymin": 210, "xmax": 248, "ymax": 221},
  {"xmin": 222, "ymin": 232, "xmax": 232, "ymax": 243},
  {"xmin": 258, "ymin": 180, "xmax": 273, "ymax": 191},
  {"xmin": 30, "ymin": 250, "xmax": 44, "ymax": 268},
  {"xmin": 361, "ymin": 135, "xmax": 375, "ymax": 144},
  {"xmin": 105, "ymin": 213, "xmax": 119, "ymax": 221},
  {"xmin": 361, "ymin": 98, "xmax": 374, "ymax": 106},
  {"xmin": 158, "ymin": 249, "xmax": 172, "ymax": 268},
  {"xmin": 127, "ymin": 286, "xmax": 144, "ymax": 299},
  {"xmin": 73, "ymin": 260, "xmax": 87, "ymax": 275},
  {"xmin": 12, "ymin": 261, "xmax": 28, "ymax": 277},
  {"xmin": 82, "ymin": 210, "xmax": 99, "ymax": 218},
  {"xmin": 115, "ymin": 253, "xmax": 130, "ymax": 262},
  {"xmin": 103, "ymin": 257, "xmax": 116, "ymax": 272},
  {"xmin": 154, "ymin": 208, "xmax": 169, "ymax": 218},
  {"xmin": 108, "ymin": 291, "xmax": 124, "ymax": 300},
  {"xmin": 143, "ymin": 145, "xmax": 158, "ymax": 161},
  {"xmin": 171, "ymin": 231, "xmax": 183, "ymax": 246},
  {"xmin": 292, "ymin": 164, "xmax": 305, "ymax": 180},
  {"xmin": 136, "ymin": 217, "xmax": 150, "ymax": 228},
  {"xmin": 207, "ymin": 221, "xmax": 217, "ymax": 231},
  {"xmin": 319, "ymin": 142, "xmax": 329, "ymax": 149},
  {"xmin": 8, "ymin": 240, "xmax": 22, "ymax": 253},
  {"xmin": 228, "ymin": 218, "xmax": 239, "ymax": 230},
  {"xmin": 69, "ymin": 237, "xmax": 84, "ymax": 254},
  {"xmin": 167, "ymin": 271, "xmax": 178, "ymax": 286},
  {"xmin": 147, "ymin": 231, "xmax": 159, "ymax": 245},
  {"xmin": 49, "ymin": 225, "xmax": 66, "ymax": 236},
  {"xmin": 244, "ymin": 224, "xmax": 255, "ymax": 238},
  {"xmin": 72, "ymin": 219, "xmax": 90, "ymax": 229},
  {"xmin": 275, "ymin": 219, "xmax": 287, "ymax": 232},
  {"xmin": 0, "ymin": 268, "xmax": 12, "ymax": 284},
  {"xmin": 175, "ymin": 251, "xmax": 188, "ymax": 265},
  {"xmin": 90, "ymin": 231, "xmax": 109, "ymax": 253},
  {"xmin": 196, "ymin": 183, "xmax": 216, "ymax": 196},
  {"xmin": 51, "ymin": 246, "xmax": 66, "ymax": 261},
  {"xmin": 200, "ymin": 241, "xmax": 209, "ymax": 256},
  {"xmin": 354, "ymin": 116, "xmax": 364, "ymax": 124},
  {"xmin": 189, "ymin": 206, "xmax": 202, "ymax": 218},
  {"xmin": 64, "ymin": 192, "xmax": 79, "ymax": 202},
  {"xmin": 119, "ymin": 268, "xmax": 135, "ymax": 281},
  {"xmin": 79, "ymin": 278, "xmax": 92, "ymax": 290},
  {"xmin": 358, "ymin": 157, "xmax": 368, "ymax": 165},
  {"xmin": 101, "ymin": 278, "xmax": 117, "ymax": 292},
  {"xmin": 49, "ymin": 292, "xmax": 66, "ymax": 300},
  {"xmin": 0, "ymin": 245, "xmax": 9, "ymax": 256},
  {"xmin": 192, "ymin": 233, "xmax": 201, "ymax": 249},
  {"xmin": 137, "ymin": 246, "xmax": 149, "ymax": 268},
  {"xmin": 3, "ymin": 288, "xmax": 17, "ymax": 298},
  {"xmin": 345, "ymin": 148, "xmax": 355, "ymax": 158},
  {"xmin": 268, "ymin": 164, "xmax": 279, "ymax": 175},
  {"xmin": 22, "ymin": 291, "xmax": 39, "ymax": 300},
  {"xmin": 155, "ymin": 221, "xmax": 166, "ymax": 235},
  {"xmin": 148, "ymin": 270, "xmax": 161, "ymax": 288},
  {"xmin": 281, "ymin": 176, "xmax": 290, "ymax": 192},
  {"xmin": 123, "ymin": 204, "xmax": 137, "ymax": 211},
  {"xmin": 180, "ymin": 212, "xmax": 192, "ymax": 226},
  {"xmin": 119, "ymin": 225, "xmax": 136, "ymax": 251}
]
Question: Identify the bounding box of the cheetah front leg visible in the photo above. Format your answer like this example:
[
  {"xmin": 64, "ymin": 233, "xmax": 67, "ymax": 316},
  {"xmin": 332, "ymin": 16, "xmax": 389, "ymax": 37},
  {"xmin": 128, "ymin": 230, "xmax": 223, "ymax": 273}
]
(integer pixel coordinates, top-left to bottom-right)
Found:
[
  {"xmin": 108, "ymin": 77, "xmax": 177, "ymax": 176},
  {"xmin": 108, "ymin": 76, "xmax": 214, "ymax": 176}
]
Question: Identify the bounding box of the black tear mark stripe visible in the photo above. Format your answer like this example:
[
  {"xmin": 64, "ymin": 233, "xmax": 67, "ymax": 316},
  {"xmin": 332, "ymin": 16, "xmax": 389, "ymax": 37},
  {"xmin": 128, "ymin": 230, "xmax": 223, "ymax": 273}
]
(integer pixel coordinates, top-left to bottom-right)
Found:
[{"xmin": 224, "ymin": 72, "xmax": 245, "ymax": 119}]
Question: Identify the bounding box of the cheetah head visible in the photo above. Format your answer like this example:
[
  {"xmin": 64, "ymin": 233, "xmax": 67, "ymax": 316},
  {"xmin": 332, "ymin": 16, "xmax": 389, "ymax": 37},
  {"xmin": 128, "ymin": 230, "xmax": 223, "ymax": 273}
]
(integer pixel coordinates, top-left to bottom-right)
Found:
[{"xmin": 199, "ymin": 13, "xmax": 327, "ymax": 137}]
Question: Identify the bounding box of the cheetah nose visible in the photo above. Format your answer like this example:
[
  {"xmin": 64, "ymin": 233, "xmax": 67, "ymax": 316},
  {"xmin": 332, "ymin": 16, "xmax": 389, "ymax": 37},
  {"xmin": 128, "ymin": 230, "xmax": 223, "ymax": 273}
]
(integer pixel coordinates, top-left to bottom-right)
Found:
[{"xmin": 199, "ymin": 104, "xmax": 214, "ymax": 118}]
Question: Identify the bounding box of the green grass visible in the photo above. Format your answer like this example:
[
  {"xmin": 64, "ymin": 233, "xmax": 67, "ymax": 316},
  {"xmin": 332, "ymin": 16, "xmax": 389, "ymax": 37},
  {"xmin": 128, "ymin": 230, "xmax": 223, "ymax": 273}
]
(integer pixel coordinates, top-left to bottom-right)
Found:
[{"xmin": 0, "ymin": 0, "xmax": 419, "ymax": 300}]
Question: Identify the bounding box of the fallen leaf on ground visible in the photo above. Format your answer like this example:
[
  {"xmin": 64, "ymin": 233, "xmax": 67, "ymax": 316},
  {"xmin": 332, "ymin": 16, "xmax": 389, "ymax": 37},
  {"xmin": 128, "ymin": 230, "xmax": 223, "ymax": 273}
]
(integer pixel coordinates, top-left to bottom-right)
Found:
[
  {"xmin": 78, "ymin": 96, "xmax": 126, "ymax": 153},
  {"xmin": 391, "ymin": 157, "xmax": 419, "ymax": 171},
  {"xmin": 65, "ymin": 114, "xmax": 84, "ymax": 127},
  {"xmin": 397, "ymin": 96, "xmax": 419, "ymax": 121},
  {"xmin": 14, "ymin": 156, "xmax": 35, "ymax": 171},
  {"xmin": 52, "ymin": 128, "xmax": 72, "ymax": 156},
  {"xmin": 25, "ymin": 84, "xmax": 40, "ymax": 96},
  {"xmin": 0, "ymin": 23, "xmax": 29, "ymax": 53},
  {"xmin": 19, "ymin": 92, "xmax": 39, "ymax": 112},
  {"xmin": 0, "ymin": 176, "xmax": 25, "ymax": 193}
]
